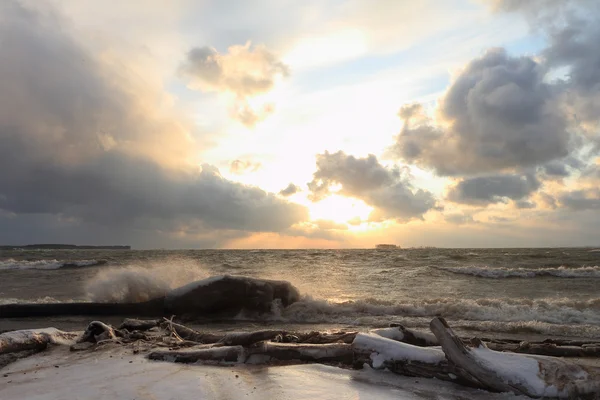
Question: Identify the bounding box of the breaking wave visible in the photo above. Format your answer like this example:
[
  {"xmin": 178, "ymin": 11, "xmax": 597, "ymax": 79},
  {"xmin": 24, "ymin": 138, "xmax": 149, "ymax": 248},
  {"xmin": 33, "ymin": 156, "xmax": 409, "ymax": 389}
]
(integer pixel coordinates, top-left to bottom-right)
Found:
[
  {"xmin": 0, "ymin": 258, "xmax": 106, "ymax": 271},
  {"xmin": 277, "ymin": 296, "xmax": 600, "ymax": 327},
  {"xmin": 85, "ymin": 262, "xmax": 210, "ymax": 303},
  {"xmin": 435, "ymin": 265, "xmax": 600, "ymax": 279}
]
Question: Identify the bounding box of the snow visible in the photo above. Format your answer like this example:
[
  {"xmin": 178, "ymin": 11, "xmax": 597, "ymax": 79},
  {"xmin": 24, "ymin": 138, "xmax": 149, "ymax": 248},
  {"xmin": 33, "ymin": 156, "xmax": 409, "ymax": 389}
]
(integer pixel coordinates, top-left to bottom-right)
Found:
[
  {"xmin": 371, "ymin": 327, "xmax": 406, "ymax": 341},
  {"xmin": 471, "ymin": 346, "xmax": 560, "ymax": 397},
  {"xmin": 0, "ymin": 345, "xmax": 522, "ymax": 400},
  {"xmin": 353, "ymin": 333, "xmax": 445, "ymax": 368}
]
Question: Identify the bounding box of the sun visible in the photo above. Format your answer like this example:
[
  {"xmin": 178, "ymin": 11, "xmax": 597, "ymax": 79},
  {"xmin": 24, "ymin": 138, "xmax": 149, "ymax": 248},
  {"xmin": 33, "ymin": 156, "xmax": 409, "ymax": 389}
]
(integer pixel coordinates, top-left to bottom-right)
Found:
[{"xmin": 308, "ymin": 195, "xmax": 373, "ymax": 225}]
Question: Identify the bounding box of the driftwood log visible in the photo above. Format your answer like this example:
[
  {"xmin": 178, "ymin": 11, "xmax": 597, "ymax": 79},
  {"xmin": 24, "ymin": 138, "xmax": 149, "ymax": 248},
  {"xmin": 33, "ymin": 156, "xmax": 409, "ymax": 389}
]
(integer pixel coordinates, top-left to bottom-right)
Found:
[
  {"xmin": 149, "ymin": 342, "xmax": 354, "ymax": 365},
  {"xmin": 0, "ymin": 328, "xmax": 78, "ymax": 356},
  {"xmin": 430, "ymin": 317, "xmax": 600, "ymax": 398}
]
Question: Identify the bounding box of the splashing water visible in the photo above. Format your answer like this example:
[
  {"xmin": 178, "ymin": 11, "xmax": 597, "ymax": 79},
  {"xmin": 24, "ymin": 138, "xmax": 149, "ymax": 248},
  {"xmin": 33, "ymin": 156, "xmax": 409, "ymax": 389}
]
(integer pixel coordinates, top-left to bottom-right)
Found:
[{"xmin": 85, "ymin": 261, "xmax": 211, "ymax": 303}]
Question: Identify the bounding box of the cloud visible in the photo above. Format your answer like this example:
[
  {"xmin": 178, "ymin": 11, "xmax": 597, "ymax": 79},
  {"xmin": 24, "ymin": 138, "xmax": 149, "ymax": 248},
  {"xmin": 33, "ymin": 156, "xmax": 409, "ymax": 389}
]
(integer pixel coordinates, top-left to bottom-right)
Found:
[
  {"xmin": 0, "ymin": 1, "xmax": 307, "ymax": 245},
  {"xmin": 388, "ymin": 49, "xmax": 572, "ymax": 175},
  {"xmin": 279, "ymin": 183, "xmax": 300, "ymax": 197},
  {"xmin": 542, "ymin": 161, "xmax": 570, "ymax": 177},
  {"xmin": 515, "ymin": 200, "xmax": 536, "ymax": 209},
  {"xmin": 179, "ymin": 42, "xmax": 289, "ymax": 127},
  {"xmin": 229, "ymin": 159, "xmax": 262, "ymax": 175},
  {"xmin": 491, "ymin": 0, "xmax": 600, "ymax": 132},
  {"xmin": 444, "ymin": 213, "xmax": 476, "ymax": 225},
  {"xmin": 447, "ymin": 173, "xmax": 540, "ymax": 205},
  {"xmin": 559, "ymin": 189, "xmax": 600, "ymax": 211},
  {"xmin": 312, "ymin": 219, "xmax": 348, "ymax": 231},
  {"xmin": 307, "ymin": 151, "xmax": 437, "ymax": 222}
]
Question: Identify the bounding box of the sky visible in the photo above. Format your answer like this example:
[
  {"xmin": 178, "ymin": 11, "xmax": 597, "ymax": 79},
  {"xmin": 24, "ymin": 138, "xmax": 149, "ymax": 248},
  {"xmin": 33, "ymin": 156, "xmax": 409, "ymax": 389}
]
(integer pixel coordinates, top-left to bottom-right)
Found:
[{"xmin": 0, "ymin": 0, "xmax": 599, "ymax": 249}]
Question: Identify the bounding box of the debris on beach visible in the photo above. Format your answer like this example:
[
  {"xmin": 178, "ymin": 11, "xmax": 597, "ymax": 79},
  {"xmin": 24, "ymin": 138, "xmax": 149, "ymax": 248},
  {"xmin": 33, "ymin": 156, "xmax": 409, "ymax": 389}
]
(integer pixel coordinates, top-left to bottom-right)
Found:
[{"xmin": 2, "ymin": 317, "xmax": 599, "ymax": 398}]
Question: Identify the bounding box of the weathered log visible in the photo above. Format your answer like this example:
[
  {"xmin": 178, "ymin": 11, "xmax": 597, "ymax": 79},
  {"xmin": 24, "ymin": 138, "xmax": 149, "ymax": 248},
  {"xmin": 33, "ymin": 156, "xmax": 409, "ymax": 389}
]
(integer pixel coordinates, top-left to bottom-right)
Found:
[
  {"xmin": 118, "ymin": 318, "xmax": 160, "ymax": 331},
  {"xmin": 161, "ymin": 320, "xmax": 284, "ymax": 346},
  {"xmin": 149, "ymin": 345, "xmax": 243, "ymax": 363},
  {"xmin": 160, "ymin": 320, "xmax": 222, "ymax": 343},
  {"xmin": 351, "ymin": 332, "xmax": 483, "ymax": 388},
  {"xmin": 247, "ymin": 342, "xmax": 354, "ymax": 364},
  {"xmin": 79, "ymin": 321, "xmax": 117, "ymax": 343},
  {"xmin": 0, "ymin": 328, "xmax": 78, "ymax": 355},
  {"xmin": 430, "ymin": 317, "xmax": 600, "ymax": 398},
  {"xmin": 278, "ymin": 331, "xmax": 358, "ymax": 344},
  {"xmin": 219, "ymin": 330, "xmax": 284, "ymax": 346},
  {"xmin": 371, "ymin": 326, "xmax": 439, "ymax": 346},
  {"xmin": 149, "ymin": 342, "xmax": 354, "ymax": 365},
  {"xmin": 484, "ymin": 341, "xmax": 600, "ymax": 358}
]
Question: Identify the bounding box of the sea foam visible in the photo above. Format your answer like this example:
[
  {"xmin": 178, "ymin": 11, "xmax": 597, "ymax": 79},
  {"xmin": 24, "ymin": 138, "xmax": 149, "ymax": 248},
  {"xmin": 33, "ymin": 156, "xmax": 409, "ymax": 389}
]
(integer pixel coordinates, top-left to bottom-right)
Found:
[
  {"xmin": 85, "ymin": 262, "xmax": 210, "ymax": 303},
  {"xmin": 0, "ymin": 258, "xmax": 104, "ymax": 271}
]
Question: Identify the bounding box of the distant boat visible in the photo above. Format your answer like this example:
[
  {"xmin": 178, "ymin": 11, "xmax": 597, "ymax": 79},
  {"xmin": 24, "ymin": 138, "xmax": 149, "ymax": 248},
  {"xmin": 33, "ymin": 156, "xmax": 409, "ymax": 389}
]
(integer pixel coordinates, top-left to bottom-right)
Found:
[{"xmin": 375, "ymin": 244, "xmax": 399, "ymax": 250}]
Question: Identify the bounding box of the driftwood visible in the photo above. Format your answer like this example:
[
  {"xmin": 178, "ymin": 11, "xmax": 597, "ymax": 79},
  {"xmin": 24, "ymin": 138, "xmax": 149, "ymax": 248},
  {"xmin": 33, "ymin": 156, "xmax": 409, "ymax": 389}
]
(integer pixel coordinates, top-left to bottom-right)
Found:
[
  {"xmin": 430, "ymin": 317, "xmax": 600, "ymax": 398},
  {"xmin": 149, "ymin": 345, "xmax": 243, "ymax": 363},
  {"xmin": 118, "ymin": 318, "xmax": 160, "ymax": 331},
  {"xmin": 0, "ymin": 328, "xmax": 78, "ymax": 356},
  {"xmin": 484, "ymin": 341, "xmax": 600, "ymax": 358},
  {"xmin": 3, "ymin": 317, "xmax": 600, "ymax": 399},
  {"xmin": 371, "ymin": 326, "xmax": 439, "ymax": 346},
  {"xmin": 352, "ymin": 332, "xmax": 481, "ymax": 387},
  {"xmin": 149, "ymin": 342, "xmax": 353, "ymax": 365}
]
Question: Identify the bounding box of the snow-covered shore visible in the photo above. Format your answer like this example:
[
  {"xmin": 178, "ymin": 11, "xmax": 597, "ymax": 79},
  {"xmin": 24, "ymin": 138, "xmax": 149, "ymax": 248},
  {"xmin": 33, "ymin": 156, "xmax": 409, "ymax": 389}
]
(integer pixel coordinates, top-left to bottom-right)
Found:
[{"xmin": 1, "ymin": 344, "xmax": 521, "ymax": 400}]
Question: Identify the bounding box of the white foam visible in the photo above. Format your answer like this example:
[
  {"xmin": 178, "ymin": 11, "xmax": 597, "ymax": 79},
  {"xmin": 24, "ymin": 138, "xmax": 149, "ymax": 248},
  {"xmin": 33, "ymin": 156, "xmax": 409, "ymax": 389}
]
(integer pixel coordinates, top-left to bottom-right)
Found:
[
  {"xmin": 0, "ymin": 258, "xmax": 102, "ymax": 271},
  {"xmin": 280, "ymin": 295, "xmax": 600, "ymax": 326},
  {"xmin": 85, "ymin": 262, "xmax": 210, "ymax": 303},
  {"xmin": 437, "ymin": 265, "xmax": 600, "ymax": 278}
]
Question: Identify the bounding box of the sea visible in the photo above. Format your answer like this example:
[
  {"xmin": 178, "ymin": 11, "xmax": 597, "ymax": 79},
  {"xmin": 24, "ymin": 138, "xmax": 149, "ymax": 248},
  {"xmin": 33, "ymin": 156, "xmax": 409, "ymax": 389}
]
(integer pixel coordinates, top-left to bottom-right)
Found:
[{"xmin": 1, "ymin": 247, "xmax": 600, "ymax": 340}]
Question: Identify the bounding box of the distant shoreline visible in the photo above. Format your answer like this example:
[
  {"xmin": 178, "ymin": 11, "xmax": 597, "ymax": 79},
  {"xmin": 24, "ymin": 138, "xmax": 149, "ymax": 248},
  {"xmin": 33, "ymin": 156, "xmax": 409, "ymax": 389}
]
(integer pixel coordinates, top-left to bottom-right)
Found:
[{"xmin": 0, "ymin": 244, "xmax": 131, "ymax": 250}]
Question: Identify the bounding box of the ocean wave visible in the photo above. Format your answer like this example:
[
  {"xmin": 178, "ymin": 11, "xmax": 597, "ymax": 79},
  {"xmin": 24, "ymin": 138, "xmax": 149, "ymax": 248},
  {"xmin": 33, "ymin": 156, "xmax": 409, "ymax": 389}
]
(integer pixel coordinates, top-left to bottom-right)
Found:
[
  {"xmin": 435, "ymin": 265, "xmax": 600, "ymax": 278},
  {"xmin": 0, "ymin": 296, "xmax": 78, "ymax": 305},
  {"xmin": 85, "ymin": 262, "xmax": 210, "ymax": 303},
  {"xmin": 275, "ymin": 296, "xmax": 600, "ymax": 327},
  {"xmin": 0, "ymin": 258, "xmax": 106, "ymax": 271}
]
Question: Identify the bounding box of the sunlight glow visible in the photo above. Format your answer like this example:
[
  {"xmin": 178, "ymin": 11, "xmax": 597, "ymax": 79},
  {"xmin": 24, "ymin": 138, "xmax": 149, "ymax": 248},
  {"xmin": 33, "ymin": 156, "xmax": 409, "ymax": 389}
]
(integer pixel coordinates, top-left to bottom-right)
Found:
[{"xmin": 308, "ymin": 195, "xmax": 373, "ymax": 224}]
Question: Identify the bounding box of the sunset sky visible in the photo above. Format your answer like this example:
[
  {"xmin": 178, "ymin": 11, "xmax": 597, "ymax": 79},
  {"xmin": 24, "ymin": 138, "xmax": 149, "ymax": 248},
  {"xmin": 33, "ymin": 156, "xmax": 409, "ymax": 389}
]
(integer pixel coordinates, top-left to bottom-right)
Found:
[{"xmin": 0, "ymin": 0, "xmax": 599, "ymax": 249}]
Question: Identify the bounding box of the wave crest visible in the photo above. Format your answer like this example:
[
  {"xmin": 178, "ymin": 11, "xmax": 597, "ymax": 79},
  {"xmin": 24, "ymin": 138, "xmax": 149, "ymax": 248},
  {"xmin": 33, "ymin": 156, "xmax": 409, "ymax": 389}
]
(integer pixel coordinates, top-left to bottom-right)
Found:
[
  {"xmin": 0, "ymin": 258, "xmax": 105, "ymax": 271},
  {"xmin": 85, "ymin": 262, "xmax": 210, "ymax": 303},
  {"xmin": 436, "ymin": 265, "xmax": 600, "ymax": 278},
  {"xmin": 278, "ymin": 296, "xmax": 600, "ymax": 326}
]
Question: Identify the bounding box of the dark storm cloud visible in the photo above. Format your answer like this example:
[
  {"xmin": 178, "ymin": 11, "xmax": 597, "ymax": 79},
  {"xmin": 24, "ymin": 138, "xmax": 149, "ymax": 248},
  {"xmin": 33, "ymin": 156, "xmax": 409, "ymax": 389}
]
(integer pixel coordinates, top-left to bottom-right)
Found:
[
  {"xmin": 559, "ymin": 190, "xmax": 600, "ymax": 211},
  {"xmin": 279, "ymin": 183, "xmax": 300, "ymax": 197},
  {"xmin": 388, "ymin": 49, "xmax": 572, "ymax": 176},
  {"xmin": 542, "ymin": 161, "xmax": 570, "ymax": 177},
  {"xmin": 447, "ymin": 173, "xmax": 540, "ymax": 206},
  {"xmin": 492, "ymin": 0, "xmax": 600, "ymax": 129},
  {"xmin": 307, "ymin": 151, "xmax": 437, "ymax": 221},
  {"xmin": 0, "ymin": 1, "xmax": 307, "ymax": 243},
  {"xmin": 515, "ymin": 200, "xmax": 536, "ymax": 209}
]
